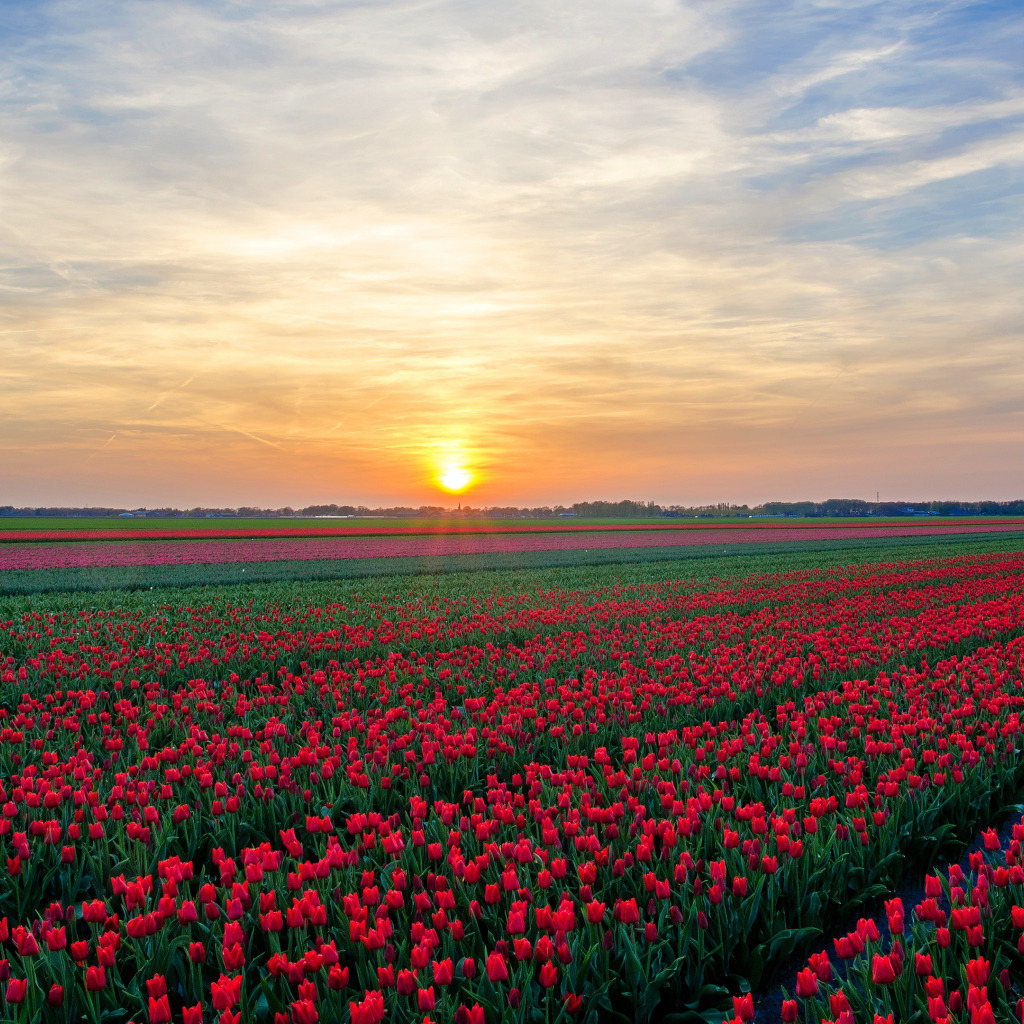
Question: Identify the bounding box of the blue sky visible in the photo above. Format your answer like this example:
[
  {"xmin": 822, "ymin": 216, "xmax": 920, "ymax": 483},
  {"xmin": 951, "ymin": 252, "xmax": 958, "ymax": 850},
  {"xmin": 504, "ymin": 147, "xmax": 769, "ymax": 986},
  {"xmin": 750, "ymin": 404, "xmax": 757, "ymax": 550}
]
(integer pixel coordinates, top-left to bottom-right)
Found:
[{"xmin": 1, "ymin": 0, "xmax": 1022, "ymax": 506}]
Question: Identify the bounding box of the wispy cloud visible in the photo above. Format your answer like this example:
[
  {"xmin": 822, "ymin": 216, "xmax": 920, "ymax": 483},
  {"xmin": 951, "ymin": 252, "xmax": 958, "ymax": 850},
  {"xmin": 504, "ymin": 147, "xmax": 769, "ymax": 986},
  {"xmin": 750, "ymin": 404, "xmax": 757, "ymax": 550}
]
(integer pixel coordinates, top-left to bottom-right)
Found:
[{"xmin": 0, "ymin": 0, "xmax": 1022, "ymax": 506}]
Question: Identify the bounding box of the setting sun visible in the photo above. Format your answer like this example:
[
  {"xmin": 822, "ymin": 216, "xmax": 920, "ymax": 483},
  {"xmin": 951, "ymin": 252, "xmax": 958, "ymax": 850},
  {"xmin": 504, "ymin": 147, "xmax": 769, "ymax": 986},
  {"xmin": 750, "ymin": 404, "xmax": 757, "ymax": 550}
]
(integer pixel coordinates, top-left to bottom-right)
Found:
[{"xmin": 438, "ymin": 465, "xmax": 473, "ymax": 493}]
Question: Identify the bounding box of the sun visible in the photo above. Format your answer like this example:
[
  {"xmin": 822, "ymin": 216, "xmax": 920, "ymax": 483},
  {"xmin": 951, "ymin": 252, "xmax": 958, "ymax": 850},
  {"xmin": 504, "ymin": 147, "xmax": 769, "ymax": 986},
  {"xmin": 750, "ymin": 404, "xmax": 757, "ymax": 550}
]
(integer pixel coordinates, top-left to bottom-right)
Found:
[{"xmin": 438, "ymin": 465, "xmax": 473, "ymax": 493}]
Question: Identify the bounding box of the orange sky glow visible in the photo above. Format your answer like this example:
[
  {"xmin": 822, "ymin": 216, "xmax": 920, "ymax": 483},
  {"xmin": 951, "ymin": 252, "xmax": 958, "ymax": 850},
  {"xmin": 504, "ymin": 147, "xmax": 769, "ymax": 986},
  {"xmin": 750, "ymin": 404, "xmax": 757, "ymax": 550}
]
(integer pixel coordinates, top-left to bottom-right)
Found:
[{"xmin": 2, "ymin": 2, "xmax": 1023, "ymax": 508}]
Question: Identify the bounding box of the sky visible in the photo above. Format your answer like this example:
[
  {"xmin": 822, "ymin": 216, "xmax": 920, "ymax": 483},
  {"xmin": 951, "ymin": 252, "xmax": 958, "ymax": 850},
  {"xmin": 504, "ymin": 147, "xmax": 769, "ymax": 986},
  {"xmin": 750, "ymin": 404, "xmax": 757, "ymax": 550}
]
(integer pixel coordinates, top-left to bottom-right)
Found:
[{"xmin": 1, "ymin": 0, "xmax": 1023, "ymax": 508}]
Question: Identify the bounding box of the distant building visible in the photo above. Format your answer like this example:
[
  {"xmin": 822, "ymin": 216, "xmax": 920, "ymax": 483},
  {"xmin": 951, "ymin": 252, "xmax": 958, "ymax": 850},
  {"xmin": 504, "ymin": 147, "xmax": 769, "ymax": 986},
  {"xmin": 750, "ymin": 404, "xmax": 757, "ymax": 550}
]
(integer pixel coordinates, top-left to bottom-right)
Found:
[{"xmin": 119, "ymin": 512, "xmax": 134, "ymax": 518}]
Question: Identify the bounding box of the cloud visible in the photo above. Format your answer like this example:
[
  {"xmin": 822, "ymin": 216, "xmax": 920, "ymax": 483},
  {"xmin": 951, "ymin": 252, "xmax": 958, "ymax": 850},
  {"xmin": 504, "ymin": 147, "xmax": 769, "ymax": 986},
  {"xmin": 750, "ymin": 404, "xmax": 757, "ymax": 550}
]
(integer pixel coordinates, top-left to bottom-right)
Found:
[{"xmin": 0, "ymin": 0, "xmax": 1022, "ymax": 506}]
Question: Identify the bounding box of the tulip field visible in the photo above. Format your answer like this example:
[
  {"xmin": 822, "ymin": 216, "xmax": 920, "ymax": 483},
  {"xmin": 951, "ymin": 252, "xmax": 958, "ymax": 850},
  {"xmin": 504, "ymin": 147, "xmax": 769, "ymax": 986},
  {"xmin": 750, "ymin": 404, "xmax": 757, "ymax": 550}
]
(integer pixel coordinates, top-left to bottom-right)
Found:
[
  {"xmin": 5, "ymin": 519, "xmax": 1024, "ymax": 597},
  {"xmin": 6, "ymin": 522, "xmax": 1024, "ymax": 573},
  {"xmin": 1, "ymin": 543, "xmax": 1024, "ymax": 1023}
]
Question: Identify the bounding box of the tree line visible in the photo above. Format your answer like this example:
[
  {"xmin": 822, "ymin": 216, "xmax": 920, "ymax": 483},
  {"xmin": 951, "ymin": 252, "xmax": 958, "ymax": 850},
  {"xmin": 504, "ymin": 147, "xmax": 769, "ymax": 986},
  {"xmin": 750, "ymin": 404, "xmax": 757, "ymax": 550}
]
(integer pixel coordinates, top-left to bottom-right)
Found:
[{"xmin": 4, "ymin": 498, "xmax": 1024, "ymax": 519}]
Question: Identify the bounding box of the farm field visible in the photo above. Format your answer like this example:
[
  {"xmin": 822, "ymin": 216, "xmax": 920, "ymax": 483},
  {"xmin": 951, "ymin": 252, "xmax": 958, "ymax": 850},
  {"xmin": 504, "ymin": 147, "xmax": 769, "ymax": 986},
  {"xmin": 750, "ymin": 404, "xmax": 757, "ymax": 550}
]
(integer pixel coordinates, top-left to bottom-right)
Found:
[
  {"xmin": 4, "ymin": 516, "xmax": 1024, "ymax": 596},
  {"xmin": 1, "ymin": 539, "xmax": 1024, "ymax": 1023}
]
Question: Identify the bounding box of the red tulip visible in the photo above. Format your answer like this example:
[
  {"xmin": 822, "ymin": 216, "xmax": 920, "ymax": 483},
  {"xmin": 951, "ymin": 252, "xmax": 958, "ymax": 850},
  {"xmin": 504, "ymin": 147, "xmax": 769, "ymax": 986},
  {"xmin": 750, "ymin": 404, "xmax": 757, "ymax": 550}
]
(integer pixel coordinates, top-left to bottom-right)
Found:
[
  {"xmin": 149, "ymin": 994, "xmax": 172, "ymax": 1024},
  {"xmin": 732, "ymin": 993, "xmax": 754, "ymax": 1021},
  {"xmin": 349, "ymin": 991, "xmax": 385, "ymax": 1024},
  {"xmin": 486, "ymin": 952, "xmax": 508, "ymax": 982},
  {"xmin": 5, "ymin": 978, "xmax": 27, "ymax": 1003},
  {"xmin": 795, "ymin": 969, "xmax": 818, "ymax": 998},
  {"xmin": 14, "ymin": 929, "xmax": 38, "ymax": 957},
  {"xmin": 222, "ymin": 943, "xmax": 245, "ymax": 969},
  {"xmin": 871, "ymin": 955, "xmax": 896, "ymax": 985},
  {"xmin": 211, "ymin": 974, "xmax": 242, "ymax": 1011},
  {"xmin": 291, "ymin": 1000, "xmax": 318, "ymax": 1024},
  {"xmin": 972, "ymin": 1002, "xmax": 996, "ymax": 1024},
  {"xmin": 965, "ymin": 958, "xmax": 990, "ymax": 988}
]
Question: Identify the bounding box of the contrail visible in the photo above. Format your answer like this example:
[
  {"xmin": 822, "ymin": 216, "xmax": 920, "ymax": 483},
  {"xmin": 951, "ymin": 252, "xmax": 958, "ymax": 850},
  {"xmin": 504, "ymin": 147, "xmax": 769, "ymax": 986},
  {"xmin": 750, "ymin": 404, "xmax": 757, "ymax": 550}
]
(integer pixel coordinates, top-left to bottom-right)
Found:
[
  {"xmin": 219, "ymin": 424, "xmax": 284, "ymax": 450},
  {"xmin": 146, "ymin": 376, "xmax": 194, "ymax": 412}
]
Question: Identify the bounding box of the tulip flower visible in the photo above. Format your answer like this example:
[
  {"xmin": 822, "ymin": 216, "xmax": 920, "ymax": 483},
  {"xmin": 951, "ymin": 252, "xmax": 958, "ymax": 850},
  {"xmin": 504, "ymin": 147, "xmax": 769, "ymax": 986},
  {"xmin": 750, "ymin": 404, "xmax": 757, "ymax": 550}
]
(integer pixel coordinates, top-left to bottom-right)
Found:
[
  {"xmin": 795, "ymin": 969, "xmax": 818, "ymax": 998},
  {"xmin": 211, "ymin": 974, "xmax": 242, "ymax": 1011},
  {"xmin": 486, "ymin": 952, "xmax": 509, "ymax": 982},
  {"xmin": 291, "ymin": 1000, "xmax": 318, "ymax": 1024},
  {"xmin": 5, "ymin": 978, "xmax": 27, "ymax": 1003},
  {"xmin": 149, "ymin": 994, "xmax": 172, "ymax": 1024},
  {"xmin": 614, "ymin": 898, "xmax": 640, "ymax": 924},
  {"xmin": 871, "ymin": 955, "xmax": 896, "ymax": 985},
  {"xmin": 732, "ymin": 993, "xmax": 754, "ymax": 1021},
  {"xmin": 349, "ymin": 992, "xmax": 385, "ymax": 1024},
  {"xmin": 965, "ymin": 958, "xmax": 990, "ymax": 988}
]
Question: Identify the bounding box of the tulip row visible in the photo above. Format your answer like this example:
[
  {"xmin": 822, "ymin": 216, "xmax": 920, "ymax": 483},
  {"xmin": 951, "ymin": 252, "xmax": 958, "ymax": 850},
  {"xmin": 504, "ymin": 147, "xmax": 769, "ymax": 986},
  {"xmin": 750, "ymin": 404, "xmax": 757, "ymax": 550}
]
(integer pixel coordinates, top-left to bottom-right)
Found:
[
  {"xmin": 782, "ymin": 815, "xmax": 1024, "ymax": 1023},
  {"xmin": 0, "ymin": 551, "xmax": 1024, "ymax": 1023}
]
